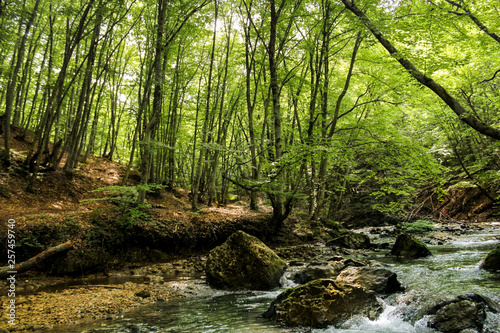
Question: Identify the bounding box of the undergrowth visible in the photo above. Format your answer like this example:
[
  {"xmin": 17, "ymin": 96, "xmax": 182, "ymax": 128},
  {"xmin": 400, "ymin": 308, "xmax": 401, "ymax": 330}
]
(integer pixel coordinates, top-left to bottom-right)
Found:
[{"xmin": 398, "ymin": 219, "xmax": 436, "ymax": 233}]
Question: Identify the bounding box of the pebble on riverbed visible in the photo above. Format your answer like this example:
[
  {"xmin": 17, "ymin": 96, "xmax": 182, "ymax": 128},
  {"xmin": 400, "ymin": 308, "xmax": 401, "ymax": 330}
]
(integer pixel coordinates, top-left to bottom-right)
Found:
[{"xmin": 0, "ymin": 281, "xmax": 184, "ymax": 331}]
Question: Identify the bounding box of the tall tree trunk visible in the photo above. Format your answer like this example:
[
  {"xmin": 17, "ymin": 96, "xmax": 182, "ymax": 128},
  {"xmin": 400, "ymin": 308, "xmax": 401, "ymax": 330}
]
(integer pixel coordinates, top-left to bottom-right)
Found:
[
  {"xmin": 207, "ymin": 18, "xmax": 233, "ymax": 206},
  {"xmin": 2, "ymin": 0, "xmax": 41, "ymax": 165},
  {"xmin": 137, "ymin": 0, "xmax": 168, "ymax": 204},
  {"xmin": 192, "ymin": 1, "xmax": 218, "ymax": 211},
  {"xmin": 26, "ymin": 0, "xmax": 96, "ymax": 188},
  {"xmin": 268, "ymin": 0, "xmax": 286, "ymax": 229},
  {"xmin": 312, "ymin": 33, "xmax": 361, "ymax": 220},
  {"xmin": 243, "ymin": 17, "xmax": 260, "ymax": 211},
  {"xmin": 64, "ymin": 2, "xmax": 102, "ymax": 172}
]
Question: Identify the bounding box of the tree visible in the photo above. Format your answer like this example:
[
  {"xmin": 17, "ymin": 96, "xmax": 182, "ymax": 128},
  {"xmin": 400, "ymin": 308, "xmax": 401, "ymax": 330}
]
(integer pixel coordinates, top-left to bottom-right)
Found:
[
  {"xmin": 137, "ymin": 0, "xmax": 210, "ymax": 205},
  {"xmin": 2, "ymin": 0, "xmax": 41, "ymax": 165},
  {"xmin": 340, "ymin": 0, "xmax": 500, "ymax": 141}
]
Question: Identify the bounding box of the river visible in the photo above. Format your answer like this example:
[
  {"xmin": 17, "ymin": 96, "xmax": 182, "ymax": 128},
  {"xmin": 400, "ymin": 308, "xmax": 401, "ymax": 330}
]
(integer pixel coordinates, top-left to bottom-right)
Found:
[{"xmin": 53, "ymin": 226, "xmax": 500, "ymax": 332}]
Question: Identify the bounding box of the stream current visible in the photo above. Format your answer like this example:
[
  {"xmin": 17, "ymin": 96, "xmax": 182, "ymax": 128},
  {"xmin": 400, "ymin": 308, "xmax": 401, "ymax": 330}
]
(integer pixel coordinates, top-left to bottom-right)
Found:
[{"xmin": 54, "ymin": 227, "xmax": 500, "ymax": 333}]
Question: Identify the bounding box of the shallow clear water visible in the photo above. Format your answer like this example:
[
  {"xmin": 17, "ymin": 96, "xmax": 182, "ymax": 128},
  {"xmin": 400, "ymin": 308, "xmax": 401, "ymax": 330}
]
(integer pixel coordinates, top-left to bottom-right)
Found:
[{"xmin": 54, "ymin": 229, "xmax": 500, "ymax": 333}]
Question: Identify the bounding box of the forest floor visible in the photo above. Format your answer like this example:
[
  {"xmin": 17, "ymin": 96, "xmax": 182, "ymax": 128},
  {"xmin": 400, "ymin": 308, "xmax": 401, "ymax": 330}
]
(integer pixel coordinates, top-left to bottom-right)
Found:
[
  {"xmin": 0, "ymin": 125, "xmax": 275, "ymax": 235},
  {"xmin": 0, "ymin": 128, "xmax": 284, "ymax": 331},
  {"xmin": 0, "ymin": 126, "xmax": 498, "ymax": 331}
]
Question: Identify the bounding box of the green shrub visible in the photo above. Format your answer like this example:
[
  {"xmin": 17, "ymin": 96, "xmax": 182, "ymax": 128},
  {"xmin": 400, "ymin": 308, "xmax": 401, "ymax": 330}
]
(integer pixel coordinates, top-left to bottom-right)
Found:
[
  {"xmin": 398, "ymin": 219, "xmax": 436, "ymax": 233},
  {"xmin": 82, "ymin": 184, "xmax": 163, "ymax": 228}
]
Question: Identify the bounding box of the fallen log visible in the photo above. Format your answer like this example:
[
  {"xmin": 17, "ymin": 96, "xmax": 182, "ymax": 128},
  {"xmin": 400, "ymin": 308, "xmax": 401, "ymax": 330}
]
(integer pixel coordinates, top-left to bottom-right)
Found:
[{"xmin": 0, "ymin": 240, "xmax": 73, "ymax": 278}]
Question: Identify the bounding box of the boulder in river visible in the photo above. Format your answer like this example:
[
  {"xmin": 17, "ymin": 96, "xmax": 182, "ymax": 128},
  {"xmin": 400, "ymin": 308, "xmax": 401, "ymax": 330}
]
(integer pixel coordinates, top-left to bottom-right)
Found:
[
  {"xmin": 292, "ymin": 262, "xmax": 337, "ymax": 284},
  {"xmin": 327, "ymin": 231, "xmax": 371, "ymax": 249},
  {"xmin": 480, "ymin": 245, "xmax": 500, "ymax": 273},
  {"xmin": 292, "ymin": 260, "xmax": 345, "ymax": 284},
  {"xmin": 205, "ymin": 230, "xmax": 286, "ymax": 290},
  {"xmin": 426, "ymin": 294, "xmax": 500, "ymax": 333},
  {"xmin": 389, "ymin": 233, "xmax": 432, "ymax": 258},
  {"xmin": 335, "ymin": 266, "xmax": 404, "ymax": 294},
  {"xmin": 263, "ymin": 278, "xmax": 382, "ymax": 328}
]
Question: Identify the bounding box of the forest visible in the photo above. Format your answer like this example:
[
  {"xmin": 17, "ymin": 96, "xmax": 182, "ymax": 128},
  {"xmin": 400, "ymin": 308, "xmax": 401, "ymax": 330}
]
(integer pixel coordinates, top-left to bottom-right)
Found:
[
  {"xmin": 1, "ymin": 0, "xmax": 500, "ymax": 331},
  {"xmin": 1, "ymin": 0, "xmax": 500, "ymax": 227}
]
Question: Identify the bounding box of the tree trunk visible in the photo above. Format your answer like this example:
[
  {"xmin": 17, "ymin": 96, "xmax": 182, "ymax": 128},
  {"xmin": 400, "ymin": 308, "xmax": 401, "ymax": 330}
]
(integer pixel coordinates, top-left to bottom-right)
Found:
[
  {"xmin": 26, "ymin": 0, "xmax": 96, "ymax": 188},
  {"xmin": 268, "ymin": 0, "xmax": 286, "ymax": 229},
  {"xmin": 64, "ymin": 3, "xmax": 102, "ymax": 172},
  {"xmin": 243, "ymin": 18, "xmax": 261, "ymax": 211},
  {"xmin": 137, "ymin": 0, "xmax": 168, "ymax": 205},
  {"xmin": 192, "ymin": 1, "xmax": 218, "ymax": 210},
  {"xmin": 2, "ymin": 0, "xmax": 41, "ymax": 165}
]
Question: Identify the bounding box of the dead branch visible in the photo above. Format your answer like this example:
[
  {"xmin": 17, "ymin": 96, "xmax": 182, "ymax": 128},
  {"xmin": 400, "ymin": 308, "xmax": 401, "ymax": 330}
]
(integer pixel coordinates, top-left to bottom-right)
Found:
[{"xmin": 0, "ymin": 240, "xmax": 73, "ymax": 278}]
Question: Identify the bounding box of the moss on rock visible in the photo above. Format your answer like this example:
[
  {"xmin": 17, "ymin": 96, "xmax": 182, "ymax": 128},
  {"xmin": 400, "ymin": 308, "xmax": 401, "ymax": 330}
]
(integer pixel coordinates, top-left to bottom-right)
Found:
[
  {"xmin": 205, "ymin": 230, "xmax": 286, "ymax": 290},
  {"xmin": 389, "ymin": 233, "xmax": 432, "ymax": 258},
  {"xmin": 263, "ymin": 278, "xmax": 382, "ymax": 328},
  {"xmin": 480, "ymin": 246, "xmax": 500, "ymax": 273}
]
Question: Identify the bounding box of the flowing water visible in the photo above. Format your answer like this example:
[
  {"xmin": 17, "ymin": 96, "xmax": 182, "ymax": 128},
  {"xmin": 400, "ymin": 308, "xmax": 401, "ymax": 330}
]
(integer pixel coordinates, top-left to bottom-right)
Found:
[{"xmin": 54, "ymin": 227, "xmax": 500, "ymax": 333}]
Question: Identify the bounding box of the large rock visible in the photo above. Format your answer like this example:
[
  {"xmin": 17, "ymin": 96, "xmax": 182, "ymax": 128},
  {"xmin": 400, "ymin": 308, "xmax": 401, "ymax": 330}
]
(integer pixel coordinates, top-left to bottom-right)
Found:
[
  {"xmin": 205, "ymin": 230, "xmax": 286, "ymax": 290},
  {"xmin": 335, "ymin": 266, "xmax": 404, "ymax": 294},
  {"xmin": 327, "ymin": 231, "xmax": 371, "ymax": 249},
  {"xmin": 292, "ymin": 262, "xmax": 339, "ymax": 284},
  {"xmin": 263, "ymin": 279, "xmax": 382, "ymax": 328},
  {"xmin": 480, "ymin": 246, "xmax": 500, "ymax": 273},
  {"xmin": 389, "ymin": 233, "xmax": 432, "ymax": 258},
  {"xmin": 430, "ymin": 300, "xmax": 485, "ymax": 333},
  {"xmin": 426, "ymin": 294, "xmax": 500, "ymax": 333},
  {"xmin": 292, "ymin": 258, "xmax": 369, "ymax": 285}
]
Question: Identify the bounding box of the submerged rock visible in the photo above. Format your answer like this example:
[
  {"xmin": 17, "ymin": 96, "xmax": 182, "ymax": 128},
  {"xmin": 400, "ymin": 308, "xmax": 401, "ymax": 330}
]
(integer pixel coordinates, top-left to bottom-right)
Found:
[
  {"xmin": 205, "ymin": 230, "xmax": 286, "ymax": 290},
  {"xmin": 263, "ymin": 279, "xmax": 382, "ymax": 328},
  {"xmin": 389, "ymin": 233, "xmax": 432, "ymax": 258},
  {"xmin": 327, "ymin": 231, "xmax": 371, "ymax": 249},
  {"xmin": 480, "ymin": 245, "xmax": 500, "ymax": 273}
]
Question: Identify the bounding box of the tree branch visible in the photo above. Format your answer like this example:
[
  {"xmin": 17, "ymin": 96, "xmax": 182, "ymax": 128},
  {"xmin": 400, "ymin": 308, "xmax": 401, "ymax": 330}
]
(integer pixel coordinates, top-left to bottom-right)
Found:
[
  {"xmin": 0, "ymin": 241, "xmax": 73, "ymax": 278},
  {"xmin": 341, "ymin": 0, "xmax": 500, "ymax": 141},
  {"xmin": 443, "ymin": 0, "xmax": 500, "ymax": 45},
  {"xmin": 480, "ymin": 69, "xmax": 500, "ymax": 84}
]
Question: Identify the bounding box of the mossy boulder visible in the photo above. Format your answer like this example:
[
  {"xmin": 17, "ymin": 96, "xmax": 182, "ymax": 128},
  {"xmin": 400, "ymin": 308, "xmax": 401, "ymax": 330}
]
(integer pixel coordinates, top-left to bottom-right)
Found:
[
  {"xmin": 205, "ymin": 230, "xmax": 286, "ymax": 290},
  {"xmin": 480, "ymin": 246, "xmax": 500, "ymax": 273},
  {"xmin": 292, "ymin": 258, "xmax": 367, "ymax": 285},
  {"xmin": 263, "ymin": 278, "xmax": 382, "ymax": 328},
  {"xmin": 389, "ymin": 233, "xmax": 432, "ymax": 258},
  {"xmin": 327, "ymin": 231, "xmax": 371, "ymax": 249}
]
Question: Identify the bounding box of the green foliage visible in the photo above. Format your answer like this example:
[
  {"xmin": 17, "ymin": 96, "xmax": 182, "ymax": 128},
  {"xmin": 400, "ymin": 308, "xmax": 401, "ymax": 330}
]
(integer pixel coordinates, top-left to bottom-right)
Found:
[
  {"xmin": 82, "ymin": 184, "xmax": 163, "ymax": 228},
  {"xmin": 398, "ymin": 219, "xmax": 436, "ymax": 234},
  {"xmin": 3, "ymin": 0, "xmax": 500, "ymax": 228}
]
